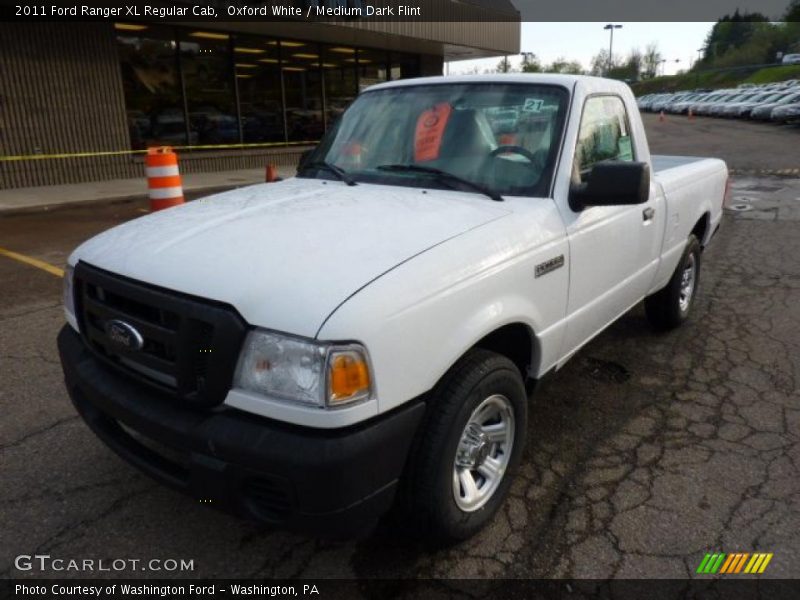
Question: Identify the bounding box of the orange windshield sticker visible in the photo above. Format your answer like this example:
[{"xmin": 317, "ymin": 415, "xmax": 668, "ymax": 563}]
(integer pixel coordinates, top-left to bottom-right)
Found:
[
  {"xmin": 414, "ymin": 103, "xmax": 452, "ymax": 162},
  {"xmin": 342, "ymin": 141, "xmax": 362, "ymax": 156},
  {"xmin": 499, "ymin": 133, "xmax": 517, "ymax": 146}
]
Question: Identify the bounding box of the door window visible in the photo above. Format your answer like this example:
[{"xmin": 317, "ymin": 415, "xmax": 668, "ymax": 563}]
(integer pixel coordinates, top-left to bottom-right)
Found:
[{"xmin": 575, "ymin": 96, "xmax": 634, "ymax": 182}]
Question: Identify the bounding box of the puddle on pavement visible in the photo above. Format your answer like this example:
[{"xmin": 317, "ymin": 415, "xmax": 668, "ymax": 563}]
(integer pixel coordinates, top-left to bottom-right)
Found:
[
  {"xmin": 729, "ymin": 176, "xmax": 800, "ymax": 221},
  {"xmin": 582, "ymin": 357, "xmax": 631, "ymax": 384}
]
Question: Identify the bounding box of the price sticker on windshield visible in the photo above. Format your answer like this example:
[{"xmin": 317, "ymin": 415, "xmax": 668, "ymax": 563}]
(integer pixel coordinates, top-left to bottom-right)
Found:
[
  {"xmin": 522, "ymin": 98, "xmax": 544, "ymax": 113},
  {"xmin": 414, "ymin": 103, "xmax": 452, "ymax": 162}
]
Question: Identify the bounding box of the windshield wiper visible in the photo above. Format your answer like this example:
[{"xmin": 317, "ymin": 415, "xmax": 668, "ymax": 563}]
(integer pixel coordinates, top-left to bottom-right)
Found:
[
  {"xmin": 301, "ymin": 161, "xmax": 356, "ymax": 186},
  {"xmin": 376, "ymin": 164, "xmax": 503, "ymax": 201}
]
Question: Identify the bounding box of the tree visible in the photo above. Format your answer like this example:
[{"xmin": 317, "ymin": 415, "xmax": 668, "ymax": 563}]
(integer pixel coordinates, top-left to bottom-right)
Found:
[
  {"xmin": 520, "ymin": 52, "xmax": 542, "ymax": 73},
  {"xmin": 546, "ymin": 57, "xmax": 584, "ymax": 74},
  {"xmin": 641, "ymin": 44, "xmax": 663, "ymax": 79},
  {"xmin": 698, "ymin": 10, "xmax": 770, "ymax": 66},
  {"xmin": 786, "ymin": 0, "xmax": 800, "ymax": 21},
  {"xmin": 497, "ymin": 56, "xmax": 514, "ymax": 73},
  {"xmin": 589, "ymin": 49, "xmax": 616, "ymax": 76},
  {"xmin": 620, "ymin": 49, "xmax": 643, "ymax": 80}
]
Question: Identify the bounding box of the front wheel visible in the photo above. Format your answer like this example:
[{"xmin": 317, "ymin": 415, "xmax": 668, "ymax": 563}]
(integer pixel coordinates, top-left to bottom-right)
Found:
[
  {"xmin": 403, "ymin": 349, "xmax": 527, "ymax": 543},
  {"xmin": 645, "ymin": 234, "xmax": 701, "ymax": 330}
]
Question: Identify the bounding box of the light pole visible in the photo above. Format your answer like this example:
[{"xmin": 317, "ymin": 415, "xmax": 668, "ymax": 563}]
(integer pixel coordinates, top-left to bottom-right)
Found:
[
  {"xmin": 521, "ymin": 52, "xmax": 531, "ymax": 72},
  {"xmin": 604, "ymin": 24, "xmax": 622, "ymax": 74},
  {"xmin": 500, "ymin": 55, "xmax": 510, "ymax": 73}
]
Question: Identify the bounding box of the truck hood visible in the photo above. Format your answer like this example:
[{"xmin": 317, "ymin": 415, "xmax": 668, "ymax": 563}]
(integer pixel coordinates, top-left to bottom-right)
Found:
[{"xmin": 71, "ymin": 178, "xmax": 511, "ymax": 337}]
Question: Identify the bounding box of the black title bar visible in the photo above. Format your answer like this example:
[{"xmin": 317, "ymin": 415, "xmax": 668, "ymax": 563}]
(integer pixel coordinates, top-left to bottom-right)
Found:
[{"xmin": 0, "ymin": 0, "xmax": 797, "ymax": 23}]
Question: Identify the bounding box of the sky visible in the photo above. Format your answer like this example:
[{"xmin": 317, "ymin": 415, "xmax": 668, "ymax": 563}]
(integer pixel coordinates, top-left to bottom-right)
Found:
[{"xmin": 448, "ymin": 22, "xmax": 715, "ymax": 76}]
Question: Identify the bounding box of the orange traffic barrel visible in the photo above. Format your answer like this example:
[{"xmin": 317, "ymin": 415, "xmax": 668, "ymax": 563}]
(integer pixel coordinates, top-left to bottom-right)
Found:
[
  {"xmin": 146, "ymin": 147, "xmax": 184, "ymax": 211},
  {"xmin": 265, "ymin": 164, "xmax": 279, "ymax": 182}
]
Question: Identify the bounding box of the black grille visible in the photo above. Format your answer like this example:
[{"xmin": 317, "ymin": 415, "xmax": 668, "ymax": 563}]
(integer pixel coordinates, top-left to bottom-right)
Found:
[{"xmin": 74, "ymin": 262, "xmax": 247, "ymax": 407}]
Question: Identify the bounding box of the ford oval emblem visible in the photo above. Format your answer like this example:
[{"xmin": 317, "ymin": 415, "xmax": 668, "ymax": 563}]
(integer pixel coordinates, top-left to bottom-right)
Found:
[{"xmin": 104, "ymin": 319, "xmax": 144, "ymax": 351}]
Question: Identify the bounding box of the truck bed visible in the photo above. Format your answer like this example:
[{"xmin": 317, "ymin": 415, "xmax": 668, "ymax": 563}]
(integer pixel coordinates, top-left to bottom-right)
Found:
[
  {"xmin": 652, "ymin": 154, "xmax": 727, "ymax": 195},
  {"xmin": 647, "ymin": 153, "xmax": 727, "ymax": 295},
  {"xmin": 652, "ymin": 154, "xmax": 712, "ymax": 174}
]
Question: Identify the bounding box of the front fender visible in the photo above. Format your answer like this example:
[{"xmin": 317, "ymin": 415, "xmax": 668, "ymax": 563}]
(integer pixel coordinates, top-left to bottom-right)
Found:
[{"xmin": 317, "ymin": 206, "xmax": 570, "ymax": 414}]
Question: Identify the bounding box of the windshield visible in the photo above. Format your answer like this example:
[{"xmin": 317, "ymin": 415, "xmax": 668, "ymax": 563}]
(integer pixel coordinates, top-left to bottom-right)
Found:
[{"xmin": 300, "ymin": 83, "xmax": 570, "ymax": 197}]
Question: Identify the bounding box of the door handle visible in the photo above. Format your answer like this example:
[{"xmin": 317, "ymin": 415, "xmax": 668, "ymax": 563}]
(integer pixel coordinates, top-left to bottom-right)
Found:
[{"xmin": 642, "ymin": 207, "xmax": 655, "ymax": 222}]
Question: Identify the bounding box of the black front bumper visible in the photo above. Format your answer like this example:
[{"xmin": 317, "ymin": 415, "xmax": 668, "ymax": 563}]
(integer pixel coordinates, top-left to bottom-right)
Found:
[{"xmin": 58, "ymin": 325, "xmax": 425, "ymax": 536}]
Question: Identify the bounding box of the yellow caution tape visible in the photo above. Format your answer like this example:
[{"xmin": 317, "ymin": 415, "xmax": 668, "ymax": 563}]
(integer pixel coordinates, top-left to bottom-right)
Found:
[{"xmin": 0, "ymin": 140, "xmax": 319, "ymax": 162}]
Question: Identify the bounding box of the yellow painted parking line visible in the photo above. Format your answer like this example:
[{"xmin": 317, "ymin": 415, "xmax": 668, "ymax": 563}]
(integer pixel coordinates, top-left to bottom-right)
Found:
[{"xmin": 0, "ymin": 246, "xmax": 64, "ymax": 278}]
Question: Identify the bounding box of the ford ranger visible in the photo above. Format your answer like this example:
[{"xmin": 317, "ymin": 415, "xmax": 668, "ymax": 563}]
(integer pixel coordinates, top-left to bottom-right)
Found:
[{"xmin": 58, "ymin": 75, "xmax": 728, "ymax": 542}]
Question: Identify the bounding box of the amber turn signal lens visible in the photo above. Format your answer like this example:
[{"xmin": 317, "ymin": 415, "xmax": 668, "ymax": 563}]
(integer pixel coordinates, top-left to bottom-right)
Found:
[{"xmin": 328, "ymin": 351, "xmax": 370, "ymax": 404}]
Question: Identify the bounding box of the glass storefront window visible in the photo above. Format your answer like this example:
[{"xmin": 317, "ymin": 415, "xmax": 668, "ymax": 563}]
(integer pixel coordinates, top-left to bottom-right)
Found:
[
  {"xmin": 115, "ymin": 26, "xmax": 422, "ymax": 150},
  {"xmin": 281, "ymin": 40, "xmax": 325, "ymax": 142},
  {"xmin": 323, "ymin": 45, "xmax": 358, "ymax": 126},
  {"xmin": 180, "ymin": 31, "xmax": 239, "ymax": 145},
  {"xmin": 234, "ymin": 36, "xmax": 285, "ymax": 143},
  {"xmin": 390, "ymin": 52, "xmax": 421, "ymax": 80},
  {"xmin": 116, "ymin": 24, "xmax": 185, "ymax": 149},
  {"xmin": 356, "ymin": 48, "xmax": 388, "ymax": 91}
]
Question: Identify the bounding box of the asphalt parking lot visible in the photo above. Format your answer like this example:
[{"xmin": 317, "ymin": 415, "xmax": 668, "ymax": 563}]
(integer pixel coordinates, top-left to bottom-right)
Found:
[
  {"xmin": 642, "ymin": 112, "xmax": 800, "ymax": 175},
  {"xmin": 2, "ymin": 115, "xmax": 799, "ymax": 581}
]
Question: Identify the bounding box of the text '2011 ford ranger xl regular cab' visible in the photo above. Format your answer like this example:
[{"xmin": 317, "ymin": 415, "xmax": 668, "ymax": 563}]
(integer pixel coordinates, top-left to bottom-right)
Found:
[{"xmin": 58, "ymin": 75, "xmax": 728, "ymax": 542}]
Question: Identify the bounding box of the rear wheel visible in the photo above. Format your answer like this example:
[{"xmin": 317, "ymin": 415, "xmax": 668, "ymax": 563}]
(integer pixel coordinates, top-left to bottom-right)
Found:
[
  {"xmin": 403, "ymin": 349, "xmax": 527, "ymax": 543},
  {"xmin": 645, "ymin": 234, "xmax": 701, "ymax": 330}
]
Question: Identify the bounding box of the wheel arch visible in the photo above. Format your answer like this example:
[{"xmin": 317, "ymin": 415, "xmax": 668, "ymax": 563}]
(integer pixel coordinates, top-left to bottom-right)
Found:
[
  {"xmin": 692, "ymin": 211, "xmax": 711, "ymax": 247},
  {"xmin": 468, "ymin": 322, "xmax": 539, "ymax": 383}
]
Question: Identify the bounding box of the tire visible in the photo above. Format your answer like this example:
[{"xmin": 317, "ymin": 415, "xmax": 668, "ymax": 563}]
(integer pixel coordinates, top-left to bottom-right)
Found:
[
  {"xmin": 645, "ymin": 234, "xmax": 701, "ymax": 331},
  {"xmin": 403, "ymin": 349, "xmax": 527, "ymax": 543}
]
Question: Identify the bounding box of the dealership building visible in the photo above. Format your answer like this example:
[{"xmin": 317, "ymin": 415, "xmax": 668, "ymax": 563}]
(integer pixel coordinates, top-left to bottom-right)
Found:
[{"xmin": 0, "ymin": 2, "xmax": 520, "ymax": 189}]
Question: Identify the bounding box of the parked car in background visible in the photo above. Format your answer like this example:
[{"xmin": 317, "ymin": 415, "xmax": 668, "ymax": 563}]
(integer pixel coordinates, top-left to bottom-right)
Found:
[
  {"xmin": 724, "ymin": 91, "xmax": 779, "ymax": 118},
  {"xmin": 650, "ymin": 94, "xmax": 678, "ymax": 113},
  {"xmin": 772, "ymin": 101, "xmax": 800, "ymax": 122},
  {"xmin": 751, "ymin": 91, "xmax": 800, "ymax": 120},
  {"xmin": 781, "ymin": 54, "xmax": 800, "ymax": 65},
  {"xmin": 667, "ymin": 93, "xmax": 705, "ymax": 114},
  {"xmin": 695, "ymin": 91, "xmax": 737, "ymax": 116},
  {"xmin": 706, "ymin": 92, "xmax": 746, "ymax": 116},
  {"xmin": 688, "ymin": 92, "xmax": 728, "ymax": 115},
  {"xmin": 637, "ymin": 79, "xmax": 800, "ymax": 123}
]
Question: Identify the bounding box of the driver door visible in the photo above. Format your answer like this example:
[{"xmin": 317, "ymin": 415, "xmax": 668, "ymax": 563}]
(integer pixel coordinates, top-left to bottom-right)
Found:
[{"xmin": 560, "ymin": 95, "xmax": 662, "ymax": 358}]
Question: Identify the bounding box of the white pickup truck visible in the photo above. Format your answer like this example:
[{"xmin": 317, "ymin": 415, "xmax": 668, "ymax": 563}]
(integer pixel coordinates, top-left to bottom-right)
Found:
[{"xmin": 58, "ymin": 74, "xmax": 727, "ymax": 541}]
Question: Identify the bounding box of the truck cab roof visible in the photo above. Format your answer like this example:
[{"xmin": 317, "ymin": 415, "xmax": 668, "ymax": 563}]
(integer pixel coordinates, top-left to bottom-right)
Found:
[{"xmin": 366, "ymin": 73, "xmax": 632, "ymax": 93}]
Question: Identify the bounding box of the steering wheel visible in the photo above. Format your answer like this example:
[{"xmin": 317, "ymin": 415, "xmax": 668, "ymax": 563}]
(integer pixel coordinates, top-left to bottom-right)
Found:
[{"xmin": 489, "ymin": 145, "xmax": 540, "ymax": 164}]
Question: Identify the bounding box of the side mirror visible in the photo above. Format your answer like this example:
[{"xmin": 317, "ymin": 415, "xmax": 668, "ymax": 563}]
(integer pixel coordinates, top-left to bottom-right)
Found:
[{"xmin": 569, "ymin": 161, "xmax": 650, "ymax": 211}]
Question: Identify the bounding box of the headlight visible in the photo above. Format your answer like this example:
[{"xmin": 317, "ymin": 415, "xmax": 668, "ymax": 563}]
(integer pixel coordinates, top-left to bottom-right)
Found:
[
  {"xmin": 233, "ymin": 329, "xmax": 373, "ymax": 409},
  {"xmin": 63, "ymin": 264, "xmax": 76, "ymax": 322}
]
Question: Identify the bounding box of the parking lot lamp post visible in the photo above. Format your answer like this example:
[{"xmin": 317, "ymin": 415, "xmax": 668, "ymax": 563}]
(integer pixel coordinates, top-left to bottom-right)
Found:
[{"xmin": 604, "ymin": 24, "xmax": 622, "ymax": 74}]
